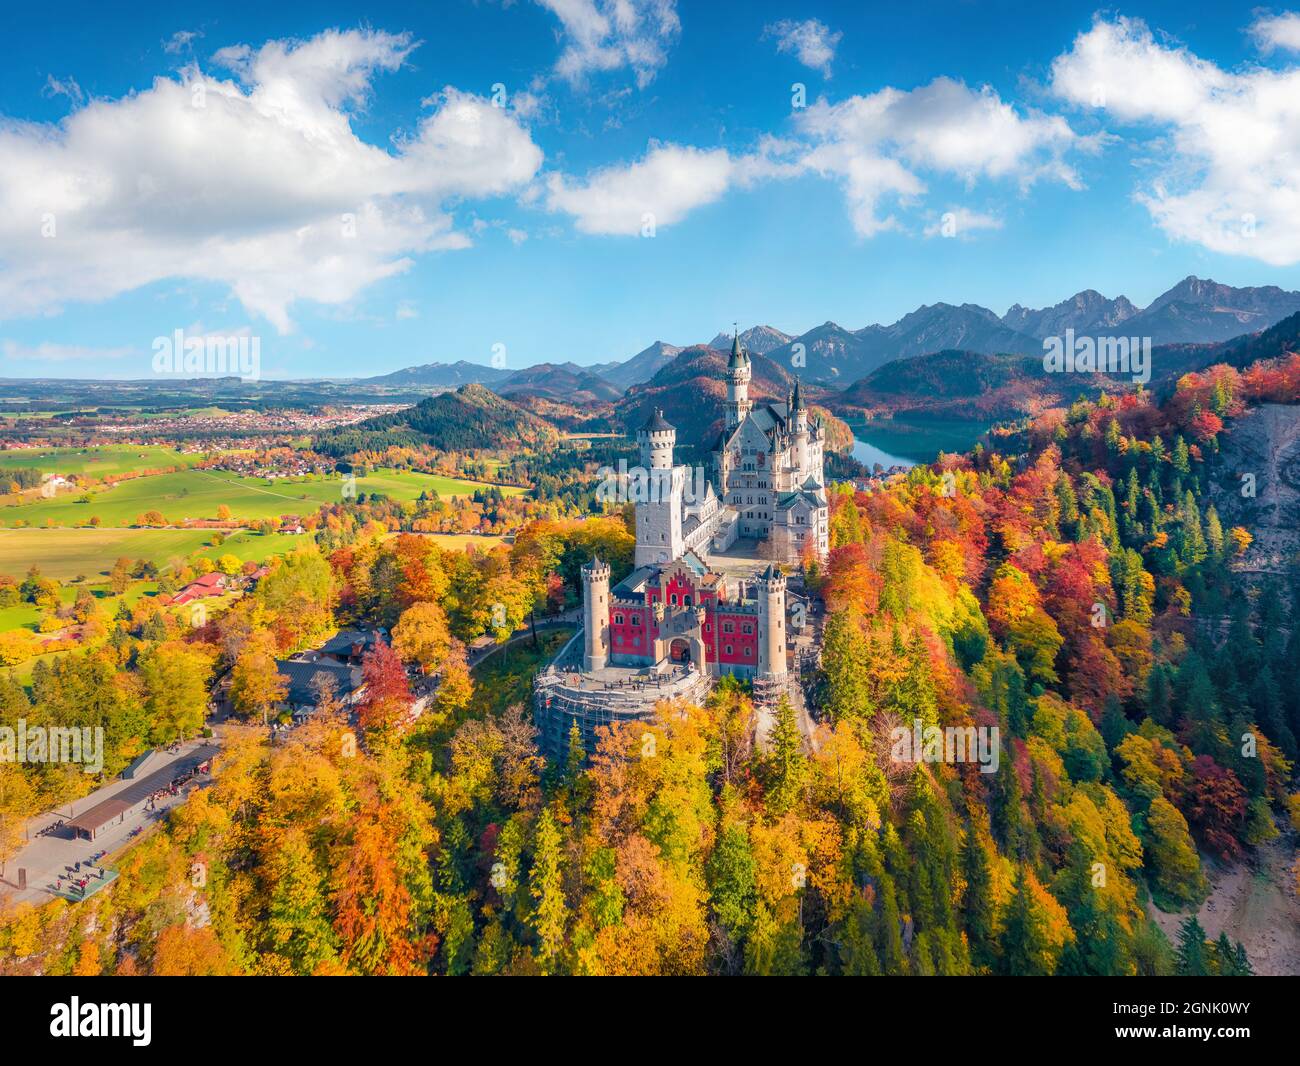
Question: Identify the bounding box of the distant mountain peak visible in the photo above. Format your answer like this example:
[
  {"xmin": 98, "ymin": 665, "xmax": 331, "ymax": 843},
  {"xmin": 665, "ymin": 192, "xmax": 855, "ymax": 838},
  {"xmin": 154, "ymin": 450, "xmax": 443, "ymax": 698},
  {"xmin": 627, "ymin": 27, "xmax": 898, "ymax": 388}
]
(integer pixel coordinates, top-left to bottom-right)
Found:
[{"xmin": 705, "ymin": 324, "xmax": 794, "ymax": 355}]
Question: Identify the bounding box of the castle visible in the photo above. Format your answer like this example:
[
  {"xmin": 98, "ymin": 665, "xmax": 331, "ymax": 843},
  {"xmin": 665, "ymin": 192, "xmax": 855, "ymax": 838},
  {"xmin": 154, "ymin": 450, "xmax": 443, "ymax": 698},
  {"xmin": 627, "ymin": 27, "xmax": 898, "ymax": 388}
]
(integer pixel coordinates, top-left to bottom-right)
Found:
[
  {"xmin": 714, "ymin": 332, "xmax": 829, "ymax": 560},
  {"xmin": 532, "ymin": 334, "xmax": 827, "ymax": 760},
  {"xmin": 631, "ymin": 332, "xmax": 829, "ymax": 567}
]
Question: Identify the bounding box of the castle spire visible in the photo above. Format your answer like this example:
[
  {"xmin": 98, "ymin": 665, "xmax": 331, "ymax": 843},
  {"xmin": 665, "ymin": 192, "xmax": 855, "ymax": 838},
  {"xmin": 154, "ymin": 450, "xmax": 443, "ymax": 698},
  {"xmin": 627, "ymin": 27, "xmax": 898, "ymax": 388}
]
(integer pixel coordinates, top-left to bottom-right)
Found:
[{"xmin": 729, "ymin": 328, "xmax": 747, "ymax": 368}]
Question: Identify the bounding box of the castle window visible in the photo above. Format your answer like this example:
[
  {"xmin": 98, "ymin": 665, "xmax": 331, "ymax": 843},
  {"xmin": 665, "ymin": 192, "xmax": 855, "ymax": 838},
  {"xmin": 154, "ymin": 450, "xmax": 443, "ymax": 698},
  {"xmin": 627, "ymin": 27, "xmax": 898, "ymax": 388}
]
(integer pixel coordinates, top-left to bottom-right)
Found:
[
  {"xmin": 723, "ymin": 621, "xmax": 734, "ymax": 634},
  {"xmin": 724, "ymin": 644, "xmax": 733, "ymax": 655},
  {"xmin": 744, "ymin": 647, "xmax": 752, "ymax": 657},
  {"xmin": 670, "ymin": 594, "xmax": 678, "ymax": 605},
  {"xmin": 683, "ymin": 595, "xmax": 691, "ymax": 606},
  {"xmin": 615, "ymin": 613, "xmax": 624, "ymax": 625},
  {"xmin": 742, "ymin": 624, "xmax": 753, "ymax": 635}
]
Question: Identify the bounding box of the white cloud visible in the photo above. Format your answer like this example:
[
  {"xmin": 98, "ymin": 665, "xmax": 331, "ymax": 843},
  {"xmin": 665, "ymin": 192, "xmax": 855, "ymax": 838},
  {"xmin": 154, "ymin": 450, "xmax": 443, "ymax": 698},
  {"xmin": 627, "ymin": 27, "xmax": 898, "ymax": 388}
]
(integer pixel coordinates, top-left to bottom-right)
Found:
[
  {"xmin": 1250, "ymin": 11, "xmax": 1300, "ymax": 53},
  {"xmin": 796, "ymin": 77, "xmax": 1087, "ymax": 237},
  {"xmin": 164, "ymin": 30, "xmax": 203, "ymax": 56},
  {"xmin": 545, "ymin": 143, "xmax": 735, "ymax": 234},
  {"xmin": 1051, "ymin": 16, "xmax": 1300, "ymax": 265},
  {"xmin": 544, "ymin": 79, "xmax": 1085, "ymax": 241},
  {"xmin": 42, "ymin": 76, "xmax": 84, "ymax": 105},
  {"xmin": 764, "ymin": 19, "xmax": 842, "ymax": 77},
  {"xmin": 535, "ymin": 0, "xmax": 680, "ymax": 88},
  {"xmin": 0, "ymin": 28, "xmax": 544, "ymax": 331}
]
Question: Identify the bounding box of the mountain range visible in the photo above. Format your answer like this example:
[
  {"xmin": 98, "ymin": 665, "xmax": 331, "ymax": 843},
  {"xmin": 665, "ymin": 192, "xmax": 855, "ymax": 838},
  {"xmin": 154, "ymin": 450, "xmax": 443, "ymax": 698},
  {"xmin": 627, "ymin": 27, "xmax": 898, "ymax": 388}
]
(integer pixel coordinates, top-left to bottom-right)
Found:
[
  {"xmin": 357, "ymin": 277, "xmax": 1300, "ymax": 397},
  {"xmin": 830, "ymin": 307, "xmax": 1300, "ymax": 421},
  {"xmin": 314, "ymin": 305, "xmax": 1300, "ymax": 461}
]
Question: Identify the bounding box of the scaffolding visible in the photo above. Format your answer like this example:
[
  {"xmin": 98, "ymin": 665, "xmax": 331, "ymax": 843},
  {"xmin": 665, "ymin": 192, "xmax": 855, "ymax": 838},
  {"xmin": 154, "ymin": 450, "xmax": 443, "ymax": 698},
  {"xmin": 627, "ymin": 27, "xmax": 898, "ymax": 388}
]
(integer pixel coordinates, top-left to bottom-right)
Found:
[{"xmin": 534, "ymin": 644, "xmax": 714, "ymax": 761}]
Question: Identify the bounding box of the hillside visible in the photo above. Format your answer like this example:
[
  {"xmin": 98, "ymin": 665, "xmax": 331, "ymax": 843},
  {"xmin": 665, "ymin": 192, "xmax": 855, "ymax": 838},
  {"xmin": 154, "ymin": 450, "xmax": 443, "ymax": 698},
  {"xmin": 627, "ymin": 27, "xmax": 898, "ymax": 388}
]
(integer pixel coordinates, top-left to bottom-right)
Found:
[
  {"xmin": 359, "ymin": 360, "xmax": 514, "ymax": 388},
  {"xmin": 1208, "ymin": 403, "xmax": 1300, "ymax": 575},
  {"xmin": 313, "ymin": 382, "xmax": 559, "ymax": 457},
  {"xmin": 761, "ymin": 306, "xmax": 1042, "ymax": 384},
  {"xmin": 496, "ymin": 362, "xmax": 623, "ymax": 403},
  {"xmin": 832, "ymin": 349, "xmax": 1110, "ymax": 420}
]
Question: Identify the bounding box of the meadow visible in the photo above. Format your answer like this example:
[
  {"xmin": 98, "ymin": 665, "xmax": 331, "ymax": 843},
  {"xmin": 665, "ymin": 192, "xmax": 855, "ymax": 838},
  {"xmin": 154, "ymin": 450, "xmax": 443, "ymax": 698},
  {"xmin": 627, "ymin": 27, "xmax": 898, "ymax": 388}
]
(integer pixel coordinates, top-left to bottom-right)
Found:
[
  {"xmin": 0, "ymin": 444, "xmax": 198, "ymax": 478},
  {"xmin": 0, "ymin": 528, "xmax": 308, "ymax": 582},
  {"xmin": 0, "ymin": 467, "xmax": 522, "ymax": 527}
]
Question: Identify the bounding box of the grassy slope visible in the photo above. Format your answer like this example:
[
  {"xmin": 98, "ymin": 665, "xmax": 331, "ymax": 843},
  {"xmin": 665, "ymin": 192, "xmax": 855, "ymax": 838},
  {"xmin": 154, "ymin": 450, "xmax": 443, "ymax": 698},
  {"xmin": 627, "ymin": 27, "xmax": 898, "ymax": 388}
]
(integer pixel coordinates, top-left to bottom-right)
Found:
[
  {"xmin": 0, "ymin": 528, "xmax": 308, "ymax": 581},
  {"xmin": 0, "ymin": 467, "xmax": 522, "ymax": 527},
  {"xmin": 0, "ymin": 445, "xmax": 198, "ymax": 477}
]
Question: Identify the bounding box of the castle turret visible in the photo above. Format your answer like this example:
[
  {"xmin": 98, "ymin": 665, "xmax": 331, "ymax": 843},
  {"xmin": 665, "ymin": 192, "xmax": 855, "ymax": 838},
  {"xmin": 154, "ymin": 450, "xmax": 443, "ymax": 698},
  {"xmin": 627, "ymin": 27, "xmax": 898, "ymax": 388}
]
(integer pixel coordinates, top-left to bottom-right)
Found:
[
  {"xmin": 581, "ymin": 556, "xmax": 610, "ymax": 672},
  {"xmin": 635, "ymin": 409, "xmax": 685, "ymax": 567},
  {"xmin": 724, "ymin": 332, "xmax": 752, "ymax": 429},
  {"xmin": 791, "ymin": 377, "xmax": 809, "ymax": 475},
  {"xmin": 638, "ymin": 408, "xmax": 676, "ymax": 471},
  {"xmin": 756, "ymin": 563, "xmax": 787, "ymax": 678}
]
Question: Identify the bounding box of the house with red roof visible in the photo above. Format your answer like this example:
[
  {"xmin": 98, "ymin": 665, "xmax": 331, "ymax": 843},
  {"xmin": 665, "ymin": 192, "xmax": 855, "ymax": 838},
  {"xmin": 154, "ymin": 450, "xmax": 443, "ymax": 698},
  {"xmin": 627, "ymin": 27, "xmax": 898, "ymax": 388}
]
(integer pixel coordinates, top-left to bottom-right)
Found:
[{"xmin": 170, "ymin": 572, "xmax": 228, "ymax": 606}]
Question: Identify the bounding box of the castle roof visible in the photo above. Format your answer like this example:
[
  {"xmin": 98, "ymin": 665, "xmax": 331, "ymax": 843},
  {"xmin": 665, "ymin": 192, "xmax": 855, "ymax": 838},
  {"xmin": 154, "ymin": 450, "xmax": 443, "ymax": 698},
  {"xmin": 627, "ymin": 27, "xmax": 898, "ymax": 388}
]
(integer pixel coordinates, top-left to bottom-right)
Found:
[
  {"xmin": 776, "ymin": 485, "xmax": 826, "ymax": 511},
  {"xmin": 611, "ymin": 566, "xmax": 655, "ymax": 601},
  {"xmin": 728, "ymin": 332, "xmax": 749, "ymax": 368},
  {"xmin": 640, "ymin": 408, "xmax": 674, "ymax": 433},
  {"xmin": 716, "ymin": 401, "xmax": 790, "ymax": 451}
]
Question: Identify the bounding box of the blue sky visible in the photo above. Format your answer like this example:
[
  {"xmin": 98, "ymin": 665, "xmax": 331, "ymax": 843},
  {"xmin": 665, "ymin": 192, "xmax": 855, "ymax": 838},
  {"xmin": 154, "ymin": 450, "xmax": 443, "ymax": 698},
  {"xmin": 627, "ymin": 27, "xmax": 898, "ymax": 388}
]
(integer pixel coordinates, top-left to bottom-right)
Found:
[{"xmin": 3, "ymin": 0, "xmax": 1300, "ymax": 379}]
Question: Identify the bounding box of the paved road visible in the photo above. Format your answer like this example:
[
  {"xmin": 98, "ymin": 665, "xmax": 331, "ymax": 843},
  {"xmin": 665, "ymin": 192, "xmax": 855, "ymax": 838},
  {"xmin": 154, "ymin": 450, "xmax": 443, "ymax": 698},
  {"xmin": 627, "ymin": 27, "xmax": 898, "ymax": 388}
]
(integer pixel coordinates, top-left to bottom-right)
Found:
[{"xmin": 467, "ymin": 611, "xmax": 580, "ymax": 669}]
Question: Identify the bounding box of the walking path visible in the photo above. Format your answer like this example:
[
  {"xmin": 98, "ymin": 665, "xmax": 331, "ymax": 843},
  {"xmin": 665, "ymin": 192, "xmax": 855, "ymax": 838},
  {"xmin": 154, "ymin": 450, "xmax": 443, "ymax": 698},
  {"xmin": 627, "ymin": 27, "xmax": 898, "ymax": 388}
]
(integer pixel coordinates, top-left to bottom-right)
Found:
[{"xmin": 467, "ymin": 610, "xmax": 580, "ymax": 669}]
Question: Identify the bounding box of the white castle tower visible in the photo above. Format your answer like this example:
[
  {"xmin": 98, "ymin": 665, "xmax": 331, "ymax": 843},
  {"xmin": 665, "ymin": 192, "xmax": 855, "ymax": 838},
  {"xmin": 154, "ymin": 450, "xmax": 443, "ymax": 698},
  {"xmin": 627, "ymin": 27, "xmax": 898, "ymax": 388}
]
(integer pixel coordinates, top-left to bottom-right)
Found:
[
  {"xmin": 724, "ymin": 332, "xmax": 752, "ymax": 429},
  {"xmin": 755, "ymin": 563, "xmax": 787, "ymax": 679},
  {"xmin": 635, "ymin": 409, "xmax": 685, "ymax": 567},
  {"xmin": 581, "ymin": 556, "xmax": 610, "ymax": 672},
  {"xmin": 791, "ymin": 378, "xmax": 809, "ymax": 476}
]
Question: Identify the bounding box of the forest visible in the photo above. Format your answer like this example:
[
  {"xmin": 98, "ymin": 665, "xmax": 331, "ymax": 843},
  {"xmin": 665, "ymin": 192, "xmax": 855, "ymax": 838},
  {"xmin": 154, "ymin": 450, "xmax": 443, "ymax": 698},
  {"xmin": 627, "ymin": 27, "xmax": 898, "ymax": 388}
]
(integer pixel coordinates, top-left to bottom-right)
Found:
[{"xmin": 1, "ymin": 354, "xmax": 1298, "ymax": 976}]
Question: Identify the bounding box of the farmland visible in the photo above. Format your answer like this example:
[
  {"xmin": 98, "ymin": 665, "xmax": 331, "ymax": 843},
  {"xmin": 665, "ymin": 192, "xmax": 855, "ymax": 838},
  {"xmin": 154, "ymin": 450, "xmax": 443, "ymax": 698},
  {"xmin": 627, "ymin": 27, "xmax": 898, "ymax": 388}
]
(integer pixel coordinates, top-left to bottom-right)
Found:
[
  {"xmin": 0, "ymin": 466, "xmax": 522, "ymax": 528},
  {"xmin": 0, "ymin": 527, "xmax": 308, "ymax": 582},
  {"xmin": 0, "ymin": 444, "xmax": 198, "ymax": 479}
]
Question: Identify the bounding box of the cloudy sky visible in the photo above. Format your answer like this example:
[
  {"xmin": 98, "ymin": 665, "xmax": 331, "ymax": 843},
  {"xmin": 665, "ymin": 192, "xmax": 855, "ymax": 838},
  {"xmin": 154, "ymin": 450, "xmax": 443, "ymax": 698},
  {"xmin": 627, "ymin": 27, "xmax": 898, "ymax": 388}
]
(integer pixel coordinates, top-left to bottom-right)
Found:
[{"xmin": 4, "ymin": 1, "xmax": 1300, "ymax": 379}]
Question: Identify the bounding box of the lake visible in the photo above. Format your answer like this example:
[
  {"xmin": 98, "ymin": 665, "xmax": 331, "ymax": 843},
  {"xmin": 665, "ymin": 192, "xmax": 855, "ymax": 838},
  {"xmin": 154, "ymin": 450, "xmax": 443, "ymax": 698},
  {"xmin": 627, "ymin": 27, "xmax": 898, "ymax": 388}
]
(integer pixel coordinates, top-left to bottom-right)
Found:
[{"xmin": 848, "ymin": 417, "xmax": 992, "ymax": 471}]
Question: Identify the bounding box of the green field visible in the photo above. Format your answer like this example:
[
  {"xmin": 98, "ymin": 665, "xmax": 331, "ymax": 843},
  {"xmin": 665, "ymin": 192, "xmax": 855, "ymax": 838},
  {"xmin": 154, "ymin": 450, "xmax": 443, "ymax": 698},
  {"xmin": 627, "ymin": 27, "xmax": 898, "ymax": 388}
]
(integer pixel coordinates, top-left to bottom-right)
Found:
[
  {"xmin": 0, "ymin": 580, "xmax": 161, "ymax": 632},
  {"xmin": 0, "ymin": 528, "xmax": 308, "ymax": 582},
  {"xmin": 0, "ymin": 445, "xmax": 198, "ymax": 478},
  {"xmin": 0, "ymin": 467, "xmax": 522, "ymax": 528}
]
